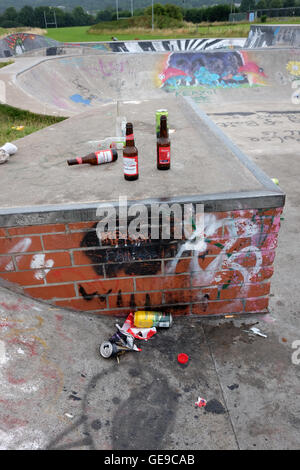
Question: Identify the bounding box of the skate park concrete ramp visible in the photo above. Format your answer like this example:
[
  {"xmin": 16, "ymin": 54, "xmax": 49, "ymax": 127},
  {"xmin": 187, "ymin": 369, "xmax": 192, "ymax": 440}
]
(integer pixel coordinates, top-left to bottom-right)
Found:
[
  {"xmin": 0, "ymin": 33, "xmax": 60, "ymax": 58},
  {"xmin": 245, "ymin": 24, "xmax": 300, "ymax": 48},
  {"xmin": 8, "ymin": 47, "xmax": 300, "ymax": 117}
]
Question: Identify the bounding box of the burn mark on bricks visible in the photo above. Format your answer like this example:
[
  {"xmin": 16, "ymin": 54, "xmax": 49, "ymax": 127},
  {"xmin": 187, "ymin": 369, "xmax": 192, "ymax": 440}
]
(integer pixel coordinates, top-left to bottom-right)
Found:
[
  {"xmin": 79, "ymin": 285, "xmax": 112, "ymax": 303},
  {"xmin": 117, "ymin": 289, "xmax": 123, "ymax": 307},
  {"xmin": 80, "ymin": 223, "xmax": 182, "ymax": 278},
  {"xmin": 130, "ymin": 293, "xmax": 136, "ymax": 309},
  {"xmin": 199, "ymin": 293, "xmax": 210, "ymax": 312}
]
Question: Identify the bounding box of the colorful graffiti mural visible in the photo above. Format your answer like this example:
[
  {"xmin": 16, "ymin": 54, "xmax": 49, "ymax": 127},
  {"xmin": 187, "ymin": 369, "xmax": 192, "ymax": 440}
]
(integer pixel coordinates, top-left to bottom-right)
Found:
[
  {"xmin": 0, "ymin": 34, "xmax": 60, "ymax": 58},
  {"xmin": 158, "ymin": 51, "xmax": 268, "ymax": 92}
]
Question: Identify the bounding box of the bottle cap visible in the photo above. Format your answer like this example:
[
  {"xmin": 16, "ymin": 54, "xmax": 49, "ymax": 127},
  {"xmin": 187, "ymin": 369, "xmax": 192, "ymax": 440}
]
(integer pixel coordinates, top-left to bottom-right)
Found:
[{"xmin": 177, "ymin": 353, "xmax": 189, "ymax": 364}]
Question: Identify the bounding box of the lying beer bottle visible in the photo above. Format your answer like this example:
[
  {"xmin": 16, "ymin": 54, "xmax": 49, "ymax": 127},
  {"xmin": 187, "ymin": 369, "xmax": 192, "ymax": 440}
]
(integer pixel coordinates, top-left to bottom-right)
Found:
[
  {"xmin": 67, "ymin": 148, "xmax": 118, "ymax": 166},
  {"xmin": 157, "ymin": 115, "xmax": 170, "ymax": 170},
  {"xmin": 123, "ymin": 122, "xmax": 139, "ymax": 181}
]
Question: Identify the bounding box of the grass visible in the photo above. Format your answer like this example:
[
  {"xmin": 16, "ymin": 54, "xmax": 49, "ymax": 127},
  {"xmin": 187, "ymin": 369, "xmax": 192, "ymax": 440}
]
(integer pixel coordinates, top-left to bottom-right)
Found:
[
  {"xmin": 44, "ymin": 16, "xmax": 300, "ymax": 43},
  {"xmin": 0, "ymin": 61, "xmax": 14, "ymax": 69},
  {"xmin": 0, "ymin": 103, "xmax": 66, "ymax": 147}
]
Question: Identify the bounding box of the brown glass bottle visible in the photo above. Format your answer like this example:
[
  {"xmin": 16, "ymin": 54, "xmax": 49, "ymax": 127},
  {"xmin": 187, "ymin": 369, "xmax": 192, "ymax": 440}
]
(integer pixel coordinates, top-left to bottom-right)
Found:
[
  {"xmin": 67, "ymin": 149, "xmax": 118, "ymax": 166},
  {"xmin": 157, "ymin": 115, "xmax": 170, "ymax": 170},
  {"xmin": 123, "ymin": 122, "xmax": 139, "ymax": 181}
]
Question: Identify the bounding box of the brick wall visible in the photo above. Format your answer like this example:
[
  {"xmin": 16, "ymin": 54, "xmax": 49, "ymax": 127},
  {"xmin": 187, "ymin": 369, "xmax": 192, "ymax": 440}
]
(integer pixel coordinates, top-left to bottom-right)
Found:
[{"xmin": 0, "ymin": 207, "xmax": 283, "ymax": 317}]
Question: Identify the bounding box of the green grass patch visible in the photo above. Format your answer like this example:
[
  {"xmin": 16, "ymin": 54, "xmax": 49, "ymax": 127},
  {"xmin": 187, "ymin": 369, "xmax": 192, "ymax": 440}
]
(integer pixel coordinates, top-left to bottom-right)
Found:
[
  {"xmin": 0, "ymin": 60, "xmax": 14, "ymax": 69},
  {"xmin": 45, "ymin": 16, "xmax": 300, "ymax": 43},
  {"xmin": 0, "ymin": 103, "xmax": 66, "ymax": 147}
]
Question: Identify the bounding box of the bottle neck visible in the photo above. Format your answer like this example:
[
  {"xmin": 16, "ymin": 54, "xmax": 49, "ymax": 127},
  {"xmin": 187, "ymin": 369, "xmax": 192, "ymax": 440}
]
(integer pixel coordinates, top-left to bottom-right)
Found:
[
  {"xmin": 125, "ymin": 124, "xmax": 135, "ymax": 147},
  {"xmin": 160, "ymin": 119, "xmax": 168, "ymax": 139}
]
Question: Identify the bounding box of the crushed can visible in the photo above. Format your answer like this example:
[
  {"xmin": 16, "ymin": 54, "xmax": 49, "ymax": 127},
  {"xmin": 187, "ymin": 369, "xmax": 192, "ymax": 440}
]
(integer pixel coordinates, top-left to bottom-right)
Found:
[
  {"xmin": 156, "ymin": 109, "xmax": 168, "ymax": 137},
  {"xmin": 134, "ymin": 311, "xmax": 172, "ymax": 328},
  {"xmin": 99, "ymin": 340, "xmax": 131, "ymax": 358}
]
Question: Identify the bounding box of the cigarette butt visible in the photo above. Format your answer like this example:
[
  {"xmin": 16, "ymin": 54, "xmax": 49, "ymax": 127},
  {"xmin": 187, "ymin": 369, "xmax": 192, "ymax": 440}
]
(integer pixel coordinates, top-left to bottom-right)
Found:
[{"xmin": 225, "ymin": 315, "xmax": 234, "ymax": 318}]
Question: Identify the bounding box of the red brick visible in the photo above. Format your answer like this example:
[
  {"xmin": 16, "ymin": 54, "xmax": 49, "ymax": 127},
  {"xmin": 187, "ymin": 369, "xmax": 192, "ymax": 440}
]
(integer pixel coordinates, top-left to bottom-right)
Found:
[
  {"xmin": 108, "ymin": 291, "xmax": 162, "ymax": 309},
  {"xmin": 245, "ymin": 297, "xmax": 269, "ymax": 312},
  {"xmin": 0, "ymin": 256, "xmax": 14, "ymax": 272},
  {"xmin": 68, "ymin": 221, "xmax": 97, "ymax": 231},
  {"xmin": 136, "ymin": 275, "xmax": 190, "ymax": 292},
  {"xmin": 249, "ymin": 266, "xmax": 274, "ymax": 283},
  {"xmin": 169, "ymin": 256, "xmax": 219, "ymax": 274},
  {"xmin": 7, "ymin": 224, "xmax": 66, "ymax": 236},
  {"xmin": 257, "ymin": 207, "xmax": 283, "ymax": 217},
  {"xmin": 192, "ymin": 300, "xmax": 244, "ymax": 315},
  {"xmin": 191, "ymin": 269, "xmax": 244, "ymax": 288},
  {"xmin": 228, "ymin": 250, "xmax": 275, "ymax": 269},
  {"xmin": 16, "ymin": 252, "xmax": 71, "ymax": 271},
  {"xmin": 217, "ymin": 282, "xmax": 270, "ymax": 300},
  {"xmin": 0, "ymin": 236, "xmax": 42, "ymax": 254},
  {"xmin": 46, "ymin": 265, "xmax": 103, "ymax": 284},
  {"xmin": 230, "ymin": 209, "xmax": 257, "ymax": 219},
  {"xmin": 43, "ymin": 232, "xmax": 86, "ymax": 250},
  {"xmin": 245, "ymin": 282, "xmax": 270, "ymax": 298},
  {"xmin": 73, "ymin": 250, "xmax": 93, "ymax": 265},
  {"xmin": 0, "ymin": 228, "xmax": 6, "ymax": 237},
  {"xmin": 164, "ymin": 288, "xmax": 214, "ymax": 304},
  {"xmin": 55, "ymin": 297, "xmax": 107, "ymax": 311},
  {"xmin": 25, "ymin": 284, "xmax": 76, "ymax": 300},
  {"xmin": 78, "ymin": 278, "xmax": 134, "ymax": 296},
  {"xmin": 0, "ymin": 271, "xmax": 44, "ymax": 286}
]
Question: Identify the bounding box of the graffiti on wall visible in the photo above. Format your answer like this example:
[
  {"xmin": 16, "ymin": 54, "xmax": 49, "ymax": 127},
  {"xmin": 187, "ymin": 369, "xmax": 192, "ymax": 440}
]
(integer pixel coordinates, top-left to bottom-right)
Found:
[
  {"xmin": 3, "ymin": 33, "xmax": 32, "ymax": 55},
  {"xmin": 78, "ymin": 209, "xmax": 279, "ymax": 310},
  {"xmin": 0, "ymin": 33, "xmax": 60, "ymax": 58},
  {"xmin": 158, "ymin": 50, "xmax": 268, "ymax": 94},
  {"xmin": 286, "ymin": 61, "xmax": 300, "ymax": 105}
]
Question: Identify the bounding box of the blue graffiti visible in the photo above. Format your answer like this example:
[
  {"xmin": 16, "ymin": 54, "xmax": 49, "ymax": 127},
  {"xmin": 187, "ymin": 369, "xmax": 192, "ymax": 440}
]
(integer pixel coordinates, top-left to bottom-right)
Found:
[{"xmin": 70, "ymin": 94, "xmax": 91, "ymax": 105}]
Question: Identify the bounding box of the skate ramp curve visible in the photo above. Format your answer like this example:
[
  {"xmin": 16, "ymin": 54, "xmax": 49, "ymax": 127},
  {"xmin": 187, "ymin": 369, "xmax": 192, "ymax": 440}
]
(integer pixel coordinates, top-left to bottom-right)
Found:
[
  {"xmin": 245, "ymin": 24, "xmax": 300, "ymax": 49},
  {"xmin": 14, "ymin": 47, "xmax": 300, "ymax": 116},
  {"xmin": 0, "ymin": 33, "xmax": 60, "ymax": 58}
]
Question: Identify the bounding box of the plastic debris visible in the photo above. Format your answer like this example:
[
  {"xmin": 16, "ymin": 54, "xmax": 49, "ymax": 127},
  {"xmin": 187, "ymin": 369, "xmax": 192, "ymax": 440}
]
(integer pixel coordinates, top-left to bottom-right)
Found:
[
  {"xmin": 11, "ymin": 126, "xmax": 24, "ymax": 131},
  {"xmin": 195, "ymin": 397, "xmax": 207, "ymax": 408},
  {"xmin": 0, "ymin": 142, "xmax": 18, "ymax": 164},
  {"xmin": 0, "ymin": 149, "xmax": 9, "ymax": 164},
  {"xmin": 99, "ymin": 312, "xmax": 160, "ymax": 361},
  {"xmin": 271, "ymin": 177, "xmax": 279, "ymax": 185},
  {"xmin": 177, "ymin": 353, "xmax": 189, "ymax": 364},
  {"xmin": 243, "ymin": 326, "xmax": 267, "ymax": 338}
]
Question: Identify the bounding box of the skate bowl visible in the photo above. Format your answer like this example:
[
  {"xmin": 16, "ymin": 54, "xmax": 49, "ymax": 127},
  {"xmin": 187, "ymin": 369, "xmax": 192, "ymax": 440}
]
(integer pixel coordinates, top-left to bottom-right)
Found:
[
  {"xmin": 0, "ymin": 33, "xmax": 60, "ymax": 58},
  {"xmin": 245, "ymin": 24, "xmax": 300, "ymax": 48},
  {"xmin": 0, "ymin": 39, "xmax": 294, "ymax": 318}
]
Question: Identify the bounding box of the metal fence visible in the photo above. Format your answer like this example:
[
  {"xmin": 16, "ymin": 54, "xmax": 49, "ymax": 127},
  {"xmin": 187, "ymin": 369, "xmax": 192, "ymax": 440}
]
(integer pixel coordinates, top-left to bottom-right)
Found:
[{"xmin": 230, "ymin": 6, "xmax": 300, "ymax": 22}]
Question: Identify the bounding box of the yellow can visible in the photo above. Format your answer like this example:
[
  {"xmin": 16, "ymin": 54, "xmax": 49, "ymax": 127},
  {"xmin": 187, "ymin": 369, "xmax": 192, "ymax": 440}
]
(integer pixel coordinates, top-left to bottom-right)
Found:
[{"xmin": 134, "ymin": 311, "xmax": 172, "ymax": 328}]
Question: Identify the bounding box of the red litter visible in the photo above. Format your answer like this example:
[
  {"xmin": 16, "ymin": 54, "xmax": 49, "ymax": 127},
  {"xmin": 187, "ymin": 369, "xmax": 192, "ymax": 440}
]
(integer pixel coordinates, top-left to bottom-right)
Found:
[
  {"xmin": 195, "ymin": 397, "xmax": 207, "ymax": 408},
  {"xmin": 177, "ymin": 353, "xmax": 189, "ymax": 364}
]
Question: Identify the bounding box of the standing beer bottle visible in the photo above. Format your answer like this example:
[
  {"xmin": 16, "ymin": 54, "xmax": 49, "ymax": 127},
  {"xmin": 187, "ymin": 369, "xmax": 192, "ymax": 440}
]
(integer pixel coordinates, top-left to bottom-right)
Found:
[
  {"xmin": 157, "ymin": 115, "xmax": 170, "ymax": 170},
  {"xmin": 123, "ymin": 122, "xmax": 139, "ymax": 181}
]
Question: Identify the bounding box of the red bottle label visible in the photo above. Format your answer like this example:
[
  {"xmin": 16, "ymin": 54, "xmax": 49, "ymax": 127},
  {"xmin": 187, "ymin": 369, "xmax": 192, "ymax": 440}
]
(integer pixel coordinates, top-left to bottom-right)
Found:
[
  {"xmin": 158, "ymin": 146, "xmax": 170, "ymax": 165},
  {"xmin": 95, "ymin": 149, "xmax": 113, "ymax": 164},
  {"xmin": 126, "ymin": 134, "xmax": 134, "ymax": 141},
  {"xmin": 76, "ymin": 157, "xmax": 83, "ymax": 164},
  {"xmin": 123, "ymin": 154, "xmax": 138, "ymax": 176}
]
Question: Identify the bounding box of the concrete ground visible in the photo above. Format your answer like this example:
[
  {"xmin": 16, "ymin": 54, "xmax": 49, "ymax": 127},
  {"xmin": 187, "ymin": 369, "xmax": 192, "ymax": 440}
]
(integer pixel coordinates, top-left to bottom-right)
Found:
[{"xmin": 0, "ymin": 50, "xmax": 300, "ymax": 450}]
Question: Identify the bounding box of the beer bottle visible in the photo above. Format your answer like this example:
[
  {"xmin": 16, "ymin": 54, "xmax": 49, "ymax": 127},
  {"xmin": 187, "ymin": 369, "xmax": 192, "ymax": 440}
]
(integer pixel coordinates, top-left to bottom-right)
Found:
[
  {"xmin": 67, "ymin": 149, "xmax": 118, "ymax": 166},
  {"xmin": 157, "ymin": 115, "xmax": 170, "ymax": 170},
  {"xmin": 123, "ymin": 122, "xmax": 139, "ymax": 181}
]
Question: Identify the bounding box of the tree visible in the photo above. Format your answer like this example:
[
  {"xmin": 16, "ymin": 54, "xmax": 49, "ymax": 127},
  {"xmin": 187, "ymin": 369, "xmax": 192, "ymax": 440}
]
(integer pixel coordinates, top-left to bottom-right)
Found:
[
  {"xmin": 256, "ymin": 0, "xmax": 267, "ymax": 10},
  {"xmin": 164, "ymin": 4, "xmax": 183, "ymax": 20},
  {"xmin": 17, "ymin": 6, "xmax": 34, "ymax": 26},
  {"xmin": 240, "ymin": 0, "xmax": 256, "ymax": 11}
]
